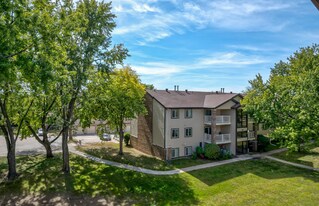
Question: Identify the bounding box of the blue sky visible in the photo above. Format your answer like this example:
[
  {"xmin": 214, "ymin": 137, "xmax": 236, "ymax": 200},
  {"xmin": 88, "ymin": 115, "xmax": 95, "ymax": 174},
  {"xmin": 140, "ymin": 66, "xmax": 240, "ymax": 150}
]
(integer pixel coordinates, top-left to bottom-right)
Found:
[{"xmin": 111, "ymin": 0, "xmax": 319, "ymax": 93}]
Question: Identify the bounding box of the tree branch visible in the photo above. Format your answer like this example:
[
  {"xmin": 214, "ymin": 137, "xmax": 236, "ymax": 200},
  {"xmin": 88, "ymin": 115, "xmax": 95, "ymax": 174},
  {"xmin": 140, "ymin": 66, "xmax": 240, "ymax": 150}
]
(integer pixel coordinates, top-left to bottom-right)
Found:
[
  {"xmin": 16, "ymin": 99, "xmax": 34, "ymax": 141},
  {"xmin": 50, "ymin": 129, "xmax": 63, "ymax": 143}
]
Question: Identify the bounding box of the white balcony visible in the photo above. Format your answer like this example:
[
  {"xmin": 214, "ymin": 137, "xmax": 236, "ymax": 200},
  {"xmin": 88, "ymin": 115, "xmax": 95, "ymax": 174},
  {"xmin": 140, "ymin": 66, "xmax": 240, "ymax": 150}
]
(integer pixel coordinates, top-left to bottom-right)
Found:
[
  {"xmin": 204, "ymin": 133, "xmax": 212, "ymax": 142},
  {"xmin": 204, "ymin": 115, "xmax": 212, "ymax": 124},
  {"xmin": 215, "ymin": 134, "xmax": 231, "ymax": 144},
  {"xmin": 216, "ymin": 116, "xmax": 231, "ymax": 125},
  {"xmin": 248, "ymin": 131, "xmax": 255, "ymax": 139}
]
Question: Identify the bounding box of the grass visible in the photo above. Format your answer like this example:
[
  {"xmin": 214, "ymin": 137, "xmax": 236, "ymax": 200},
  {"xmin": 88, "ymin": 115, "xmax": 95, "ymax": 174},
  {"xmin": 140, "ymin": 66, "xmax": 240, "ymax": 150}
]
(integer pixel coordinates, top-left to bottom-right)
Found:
[
  {"xmin": 77, "ymin": 142, "xmax": 175, "ymax": 171},
  {"xmin": 272, "ymin": 143, "xmax": 319, "ymax": 169},
  {"xmin": 264, "ymin": 143, "xmax": 281, "ymax": 152},
  {"xmin": 77, "ymin": 142, "xmax": 219, "ymax": 170},
  {"xmin": 1, "ymin": 154, "xmax": 319, "ymax": 205}
]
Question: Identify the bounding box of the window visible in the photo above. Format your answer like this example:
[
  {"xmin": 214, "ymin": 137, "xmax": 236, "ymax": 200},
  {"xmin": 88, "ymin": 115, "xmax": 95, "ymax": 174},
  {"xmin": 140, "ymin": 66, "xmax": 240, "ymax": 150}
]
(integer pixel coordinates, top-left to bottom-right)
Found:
[
  {"xmin": 185, "ymin": 109, "xmax": 192, "ymax": 118},
  {"xmin": 171, "ymin": 148, "xmax": 179, "ymax": 158},
  {"xmin": 171, "ymin": 109, "xmax": 179, "ymax": 119},
  {"xmin": 184, "ymin": 146, "xmax": 192, "ymax": 156},
  {"xmin": 205, "ymin": 109, "xmax": 212, "ymax": 116},
  {"xmin": 236, "ymin": 109, "xmax": 248, "ymax": 128},
  {"xmin": 184, "ymin": 127, "xmax": 192, "ymax": 137},
  {"xmin": 204, "ymin": 127, "xmax": 211, "ymax": 134},
  {"xmin": 171, "ymin": 128, "xmax": 179, "ymax": 139}
]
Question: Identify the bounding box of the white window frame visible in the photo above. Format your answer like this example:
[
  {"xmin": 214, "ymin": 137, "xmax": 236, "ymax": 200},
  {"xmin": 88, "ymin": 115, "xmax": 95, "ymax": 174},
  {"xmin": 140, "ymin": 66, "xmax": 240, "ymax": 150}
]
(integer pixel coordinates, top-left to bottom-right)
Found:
[
  {"xmin": 171, "ymin": 109, "xmax": 179, "ymax": 119},
  {"xmin": 171, "ymin": 148, "xmax": 179, "ymax": 158},
  {"xmin": 171, "ymin": 128, "xmax": 179, "ymax": 139},
  {"xmin": 184, "ymin": 146, "xmax": 192, "ymax": 156},
  {"xmin": 184, "ymin": 127, "xmax": 192, "ymax": 137},
  {"xmin": 185, "ymin": 109, "xmax": 192, "ymax": 118}
]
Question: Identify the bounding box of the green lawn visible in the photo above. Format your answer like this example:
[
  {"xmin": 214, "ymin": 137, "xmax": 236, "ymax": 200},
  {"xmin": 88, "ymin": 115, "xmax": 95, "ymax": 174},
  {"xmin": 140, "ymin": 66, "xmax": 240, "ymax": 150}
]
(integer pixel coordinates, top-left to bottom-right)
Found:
[
  {"xmin": 77, "ymin": 142, "xmax": 175, "ymax": 170},
  {"xmin": 1, "ymin": 154, "xmax": 319, "ymax": 205},
  {"xmin": 272, "ymin": 144, "xmax": 319, "ymax": 169},
  {"xmin": 77, "ymin": 142, "xmax": 217, "ymax": 170}
]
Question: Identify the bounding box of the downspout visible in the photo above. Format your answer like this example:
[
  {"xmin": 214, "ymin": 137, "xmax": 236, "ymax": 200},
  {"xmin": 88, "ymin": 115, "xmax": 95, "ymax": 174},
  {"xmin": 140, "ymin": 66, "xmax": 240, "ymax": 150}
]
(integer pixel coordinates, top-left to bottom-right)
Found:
[{"xmin": 164, "ymin": 108, "xmax": 167, "ymax": 160}]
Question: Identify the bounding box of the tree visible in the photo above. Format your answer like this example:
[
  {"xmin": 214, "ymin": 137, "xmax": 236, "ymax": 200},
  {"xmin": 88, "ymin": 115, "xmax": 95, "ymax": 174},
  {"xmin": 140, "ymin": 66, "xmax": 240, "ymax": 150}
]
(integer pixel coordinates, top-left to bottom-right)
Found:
[
  {"xmin": 20, "ymin": 0, "xmax": 67, "ymax": 159},
  {"xmin": 0, "ymin": 0, "xmax": 49, "ymax": 180},
  {"xmin": 56, "ymin": 0, "xmax": 128, "ymax": 173},
  {"xmin": 86, "ymin": 67, "xmax": 146, "ymax": 155},
  {"xmin": 242, "ymin": 45, "xmax": 319, "ymax": 152}
]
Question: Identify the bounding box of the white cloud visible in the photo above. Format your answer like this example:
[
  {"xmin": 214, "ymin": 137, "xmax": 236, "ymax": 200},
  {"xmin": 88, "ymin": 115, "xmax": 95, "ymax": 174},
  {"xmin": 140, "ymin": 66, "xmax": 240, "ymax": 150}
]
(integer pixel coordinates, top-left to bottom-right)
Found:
[
  {"xmin": 197, "ymin": 52, "xmax": 267, "ymax": 66},
  {"xmin": 112, "ymin": 0, "xmax": 299, "ymax": 44},
  {"xmin": 133, "ymin": 62, "xmax": 184, "ymax": 75},
  {"xmin": 131, "ymin": 51, "xmax": 268, "ymax": 77}
]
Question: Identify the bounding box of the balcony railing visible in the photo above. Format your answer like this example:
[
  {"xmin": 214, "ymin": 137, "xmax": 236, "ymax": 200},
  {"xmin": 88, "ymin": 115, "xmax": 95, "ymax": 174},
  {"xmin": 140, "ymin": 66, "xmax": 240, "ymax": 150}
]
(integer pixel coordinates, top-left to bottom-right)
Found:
[
  {"xmin": 216, "ymin": 116, "xmax": 231, "ymax": 125},
  {"xmin": 204, "ymin": 133, "xmax": 212, "ymax": 142},
  {"xmin": 248, "ymin": 131, "xmax": 255, "ymax": 139},
  {"xmin": 215, "ymin": 134, "xmax": 231, "ymax": 144},
  {"xmin": 204, "ymin": 115, "xmax": 231, "ymax": 125},
  {"xmin": 204, "ymin": 115, "xmax": 212, "ymax": 124}
]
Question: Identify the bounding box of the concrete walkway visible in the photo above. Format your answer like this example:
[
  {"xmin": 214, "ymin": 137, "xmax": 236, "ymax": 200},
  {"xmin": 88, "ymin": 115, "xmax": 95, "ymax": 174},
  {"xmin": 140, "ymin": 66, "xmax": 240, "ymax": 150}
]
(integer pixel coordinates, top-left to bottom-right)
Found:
[
  {"xmin": 70, "ymin": 147, "xmax": 319, "ymax": 176},
  {"xmin": 71, "ymin": 149, "xmax": 254, "ymax": 175},
  {"xmin": 265, "ymin": 156, "xmax": 319, "ymax": 172}
]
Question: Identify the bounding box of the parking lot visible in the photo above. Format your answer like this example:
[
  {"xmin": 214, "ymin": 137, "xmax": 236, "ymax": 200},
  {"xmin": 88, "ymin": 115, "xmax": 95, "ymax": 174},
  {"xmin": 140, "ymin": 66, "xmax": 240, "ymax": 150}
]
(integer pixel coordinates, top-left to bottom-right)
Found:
[{"xmin": 0, "ymin": 134, "xmax": 114, "ymax": 156}]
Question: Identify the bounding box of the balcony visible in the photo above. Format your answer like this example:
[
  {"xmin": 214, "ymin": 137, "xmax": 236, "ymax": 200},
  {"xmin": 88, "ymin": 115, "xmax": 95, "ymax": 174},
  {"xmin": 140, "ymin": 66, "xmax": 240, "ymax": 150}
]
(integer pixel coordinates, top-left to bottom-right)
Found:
[
  {"xmin": 215, "ymin": 134, "xmax": 231, "ymax": 144},
  {"xmin": 204, "ymin": 133, "xmax": 212, "ymax": 142},
  {"xmin": 216, "ymin": 116, "xmax": 231, "ymax": 125},
  {"xmin": 204, "ymin": 115, "xmax": 231, "ymax": 125},
  {"xmin": 204, "ymin": 115, "xmax": 212, "ymax": 124},
  {"xmin": 248, "ymin": 131, "xmax": 255, "ymax": 139}
]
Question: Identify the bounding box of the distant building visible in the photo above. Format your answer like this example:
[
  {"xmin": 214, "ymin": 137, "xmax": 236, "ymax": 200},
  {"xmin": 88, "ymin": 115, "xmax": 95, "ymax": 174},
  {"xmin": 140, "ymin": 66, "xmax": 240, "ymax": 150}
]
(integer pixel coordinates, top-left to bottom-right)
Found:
[{"xmin": 130, "ymin": 88, "xmax": 263, "ymax": 160}]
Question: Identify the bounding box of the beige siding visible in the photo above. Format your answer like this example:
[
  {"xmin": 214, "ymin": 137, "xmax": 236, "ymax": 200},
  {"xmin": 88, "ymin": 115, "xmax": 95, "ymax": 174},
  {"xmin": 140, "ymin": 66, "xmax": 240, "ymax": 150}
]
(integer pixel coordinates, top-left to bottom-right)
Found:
[
  {"xmin": 152, "ymin": 100, "xmax": 165, "ymax": 147},
  {"xmin": 130, "ymin": 118, "xmax": 138, "ymax": 137},
  {"xmin": 166, "ymin": 109, "xmax": 204, "ymax": 157}
]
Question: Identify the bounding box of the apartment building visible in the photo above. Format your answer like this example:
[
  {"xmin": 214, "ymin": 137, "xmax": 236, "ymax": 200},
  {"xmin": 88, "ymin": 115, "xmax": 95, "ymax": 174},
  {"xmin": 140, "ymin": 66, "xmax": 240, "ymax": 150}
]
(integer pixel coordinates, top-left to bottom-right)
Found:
[{"xmin": 130, "ymin": 89, "xmax": 258, "ymax": 160}]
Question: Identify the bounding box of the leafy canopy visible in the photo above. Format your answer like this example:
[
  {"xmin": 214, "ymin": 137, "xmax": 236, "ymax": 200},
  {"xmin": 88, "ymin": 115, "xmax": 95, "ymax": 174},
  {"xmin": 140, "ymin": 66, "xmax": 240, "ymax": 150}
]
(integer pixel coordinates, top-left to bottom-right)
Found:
[{"xmin": 242, "ymin": 45, "xmax": 319, "ymax": 152}]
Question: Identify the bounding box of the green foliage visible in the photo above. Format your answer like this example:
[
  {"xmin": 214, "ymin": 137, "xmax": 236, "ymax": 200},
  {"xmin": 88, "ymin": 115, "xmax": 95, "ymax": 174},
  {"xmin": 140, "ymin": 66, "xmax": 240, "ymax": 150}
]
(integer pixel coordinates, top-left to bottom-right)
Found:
[
  {"xmin": 204, "ymin": 143, "xmax": 220, "ymax": 159},
  {"xmin": 191, "ymin": 152, "xmax": 198, "ymax": 160},
  {"xmin": 242, "ymin": 45, "xmax": 319, "ymax": 152},
  {"xmin": 195, "ymin": 146, "xmax": 204, "ymax": 156},
  {"xmin": 96, "ymin": 125, "xmax": 106, "ymax": 139},
  {"xmin": 219, "ymin": 149, "xmax": 232, "ymax": 160},
  {"xmin": 86, "ymin": 67, "xmax": 146, "ymax": 154},
  {"xmin": 124, "ymin": 133, "xmax": 130, "ymax": 146},
  {"xmin": 257, "ymin": 134, "xmax": 270, "ymax": 152}
]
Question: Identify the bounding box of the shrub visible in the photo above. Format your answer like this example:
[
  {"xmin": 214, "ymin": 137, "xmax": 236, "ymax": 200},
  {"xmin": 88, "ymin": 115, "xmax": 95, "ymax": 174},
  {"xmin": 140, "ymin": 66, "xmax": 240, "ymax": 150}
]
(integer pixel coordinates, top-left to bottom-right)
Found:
[
  {"xmin": 204, "ymin": 143, "xmax": 220, "ymax": 159},
  {"xmin": 219, "ymin": 149, "xmax": 232, "ymax": 160},
  {"xmin": 124, "ymin": 132, "xmax": 130, "ymax": 146},
  {"xmin": 257, "ymin": 134, "xmax": 270, "ymax": 152},
  {"xmin": 191, "ymin": 152, "xmax": 197, "ymax": 160},
  {"xmin": 195, "ymin": 146, "xmax": 204, "ymax": 158}
]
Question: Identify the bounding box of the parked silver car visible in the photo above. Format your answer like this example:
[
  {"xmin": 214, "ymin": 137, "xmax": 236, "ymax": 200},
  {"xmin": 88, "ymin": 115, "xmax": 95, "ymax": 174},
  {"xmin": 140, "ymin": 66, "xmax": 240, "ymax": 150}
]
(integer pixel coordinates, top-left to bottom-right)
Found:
[
  {"xmin": 38, "ymin": 129, "xmax": 43, "ymax": 136},
  {"xmin": 102, "ymin": 133, "xmax": 111, "ymax": 141}
]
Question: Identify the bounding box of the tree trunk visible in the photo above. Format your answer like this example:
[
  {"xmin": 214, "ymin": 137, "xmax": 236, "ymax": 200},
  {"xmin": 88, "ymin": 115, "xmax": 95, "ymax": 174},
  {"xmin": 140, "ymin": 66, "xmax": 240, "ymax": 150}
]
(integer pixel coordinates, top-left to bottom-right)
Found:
[
  {"xmin": 119, "ymin": 129, "xmax": 124, "ymax": 155},
  {"xmin": 62, "ymin": 129, "xmax": 70, "ymax": 173},
  {"xmin": 7, "ymin": 144, "xmax": 18, "ymax": 181},
  {"xmin": 68, "ymin": 127, "xmax": 73, "ymax": 141},
  {"xmin": 43, "ymin": 140, "xmax": 54, "ymax": 158}
]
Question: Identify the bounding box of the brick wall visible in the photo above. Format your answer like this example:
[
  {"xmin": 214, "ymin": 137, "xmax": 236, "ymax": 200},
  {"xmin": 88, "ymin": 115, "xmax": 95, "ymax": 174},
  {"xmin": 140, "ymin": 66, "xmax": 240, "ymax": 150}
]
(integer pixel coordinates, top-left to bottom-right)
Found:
[{"xmin": 130, "ymin": 93, "xmax": 166, "ymax": 159}]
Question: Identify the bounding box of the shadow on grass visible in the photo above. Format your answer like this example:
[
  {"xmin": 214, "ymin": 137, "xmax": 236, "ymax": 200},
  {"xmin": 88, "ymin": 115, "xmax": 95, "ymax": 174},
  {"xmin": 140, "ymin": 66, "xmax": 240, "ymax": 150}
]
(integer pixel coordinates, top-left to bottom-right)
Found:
[
  {"xmin": 187, "ymin": 158, "xmax": 319, "ymax": 187},
  {"xmin": 81, "ymin": 146, "xmax": 174, "ymax": 171},
  {"xmin": 0, "ymin": 154, "xmax": 199, "ymax": 205},
  {"xmin": 272, "ymin": 146, "xmax": 319, "ymax": 168}
]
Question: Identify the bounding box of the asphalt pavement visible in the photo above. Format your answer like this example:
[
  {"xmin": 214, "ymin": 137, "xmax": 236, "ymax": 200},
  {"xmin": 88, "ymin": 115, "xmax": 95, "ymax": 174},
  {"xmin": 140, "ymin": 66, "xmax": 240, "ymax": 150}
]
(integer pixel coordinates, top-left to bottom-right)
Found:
[{"xmin": 0, "ymin": 134, "xmax": 102, "ymax": 156}]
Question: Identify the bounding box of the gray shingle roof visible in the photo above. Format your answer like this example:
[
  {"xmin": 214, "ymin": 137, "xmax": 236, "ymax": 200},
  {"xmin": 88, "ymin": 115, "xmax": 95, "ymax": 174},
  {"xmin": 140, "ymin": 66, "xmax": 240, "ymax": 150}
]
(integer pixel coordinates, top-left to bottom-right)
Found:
[{"xmin": 147, "ymin": 90, "xmax": 241, "ymax": 108}]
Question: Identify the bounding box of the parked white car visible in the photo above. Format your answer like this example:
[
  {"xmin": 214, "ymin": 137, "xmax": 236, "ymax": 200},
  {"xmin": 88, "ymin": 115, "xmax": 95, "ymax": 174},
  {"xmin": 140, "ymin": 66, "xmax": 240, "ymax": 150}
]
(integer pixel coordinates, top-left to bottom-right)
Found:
[
  {"xmin": 102, "ymin": 133, "xmax": 111, "ymax": 141},
  {"xmin": 38, "ymin": 129, "xmax": 43, "ymax": 136}
]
